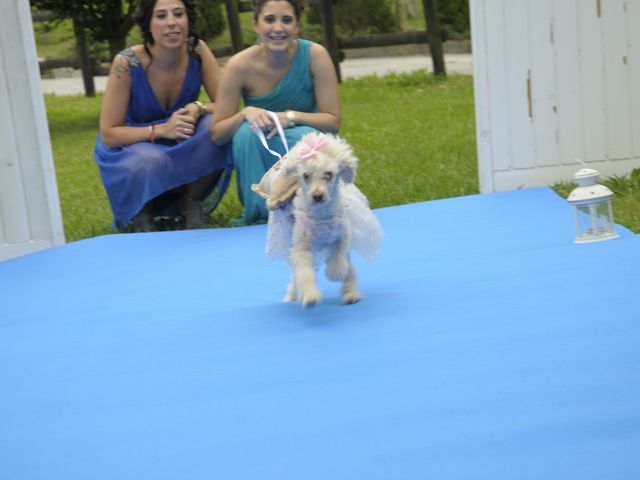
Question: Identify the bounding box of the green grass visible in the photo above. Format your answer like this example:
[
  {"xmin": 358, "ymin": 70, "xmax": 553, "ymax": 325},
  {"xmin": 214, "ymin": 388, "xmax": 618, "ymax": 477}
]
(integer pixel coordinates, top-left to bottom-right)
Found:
[
  {"xmin": 45, "ymin": 70, "xmax": 640, "ymax": 242},
  {"xmin": 45, "ymin": 71, "xmax": 478, "ymax": 241},
  {"xmin": 44, "ymin": 96, "xmax": 115, "ymax": 239},
  {"xmin": 340, "ymin": 73, "xmax": 477, "ymax": 202}
]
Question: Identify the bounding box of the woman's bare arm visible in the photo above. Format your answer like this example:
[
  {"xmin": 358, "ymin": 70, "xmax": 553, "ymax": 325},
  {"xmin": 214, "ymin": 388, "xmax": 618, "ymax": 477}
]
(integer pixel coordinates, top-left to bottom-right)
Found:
[
  {"xmin": 99, "ymin": 55, "xmax": 148, "ymax": 148},
  {"xmin": 210, "ymin": 56, "xmax": 248, "ymax": 145}
]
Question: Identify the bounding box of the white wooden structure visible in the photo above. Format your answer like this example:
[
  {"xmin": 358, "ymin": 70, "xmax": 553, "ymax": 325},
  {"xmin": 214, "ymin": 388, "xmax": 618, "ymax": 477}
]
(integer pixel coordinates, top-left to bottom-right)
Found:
[
  {"xmin": 0, "ymin": 0, "xmax": 65, "ymax": 261},
  {"xmin": 471, "ymin": 0, "xmax": 640, "ymax": 192}
]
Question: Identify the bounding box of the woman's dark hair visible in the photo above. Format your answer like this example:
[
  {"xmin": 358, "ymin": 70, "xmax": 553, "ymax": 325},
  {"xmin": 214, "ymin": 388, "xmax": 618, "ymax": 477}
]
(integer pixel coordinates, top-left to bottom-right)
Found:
[
  {"xmin": 252, "ymin": 0, "xmax": 305, "ymax": 21},
  {"xmin": 134, "ymin": 0, "xmax": 201, "ymax": 49}
]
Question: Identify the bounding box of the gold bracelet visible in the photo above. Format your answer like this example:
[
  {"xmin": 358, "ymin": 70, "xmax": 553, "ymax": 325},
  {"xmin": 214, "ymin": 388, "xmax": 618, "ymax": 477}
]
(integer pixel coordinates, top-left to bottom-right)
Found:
[{"xmin": 194, "ymin": 101, "xmax": 208, "ymax": 116}]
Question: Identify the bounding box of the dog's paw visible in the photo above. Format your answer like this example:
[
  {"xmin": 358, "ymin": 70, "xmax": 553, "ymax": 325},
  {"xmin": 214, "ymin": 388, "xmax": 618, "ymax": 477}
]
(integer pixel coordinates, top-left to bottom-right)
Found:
[
  {"xmin": 283, "ymin": 283, "xmax": 297, "ymax": 302},
  {"xmin": 341, "ymin": 289, "xmax": 362, "ymax": 305},
  {"xmin": 300, "ymin": 287, "xmax": 322, "ymax": 307}
]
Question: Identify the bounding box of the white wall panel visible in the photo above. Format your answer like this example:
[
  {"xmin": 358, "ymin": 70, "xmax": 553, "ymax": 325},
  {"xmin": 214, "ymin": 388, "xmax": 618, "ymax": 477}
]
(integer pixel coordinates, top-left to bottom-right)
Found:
[
  {"xmin": 602, "ymin": 0, "xmax": 633, "ymax": 160},
  {"xmin": 471, "ymin": 0, "xmax": 640, "ymax": 192},
  {"xmin": 470, "ymin": 0, "xmax": 495, "ymax": 192},
  {"xmin": 0, "ymin": 0, "xmax": 65, "ymax": 262},
  {"xmin": 504, "ymin": 0, "xmax": 535, "ymax": 171},
  {"xmin": 529, "ymin": 0, "xmax": 559, "ymax": 168},
  {"xmin": 483, "ymin": 0, "xmax": 511, "ymax": 172},
  {"xmin": 553, "ymin": 0, "xmax": 584, "ymax": 166},
  {"xmin": 0, "ymin": 70, "xmax": 31, "ymax": 244},
  {"xmin": 627, "ymin": 0, "xmax": 640, "ymax": 158},
  {"xmin": 577, "ymin": 0, "xmax": 608, "ymax": 163}
]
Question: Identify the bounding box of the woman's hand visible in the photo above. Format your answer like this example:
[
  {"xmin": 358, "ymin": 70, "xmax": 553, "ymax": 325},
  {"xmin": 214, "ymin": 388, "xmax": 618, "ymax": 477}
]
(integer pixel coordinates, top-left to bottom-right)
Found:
[
  {"xmin": 266, "ymin": 111, "xmax": 293, "ymax": 139},
  {"xmin": 184, "ymin": 102, "xmax": 202, "ymax": 122},
  {"xmin": 159, "ymin": 107, "xmax": 196, "ymax": 141},
  {"xmin": 243, "ymin": 106, "xmax": 274, "ymax": 132},
  {"xmin": 242, "ymin": 107, "xmax": 291, "ymax": 139}
]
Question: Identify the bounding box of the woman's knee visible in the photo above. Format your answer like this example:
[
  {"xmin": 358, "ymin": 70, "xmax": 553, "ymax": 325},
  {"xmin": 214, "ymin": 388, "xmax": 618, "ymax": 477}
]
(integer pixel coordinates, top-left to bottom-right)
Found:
[{"xmin": 124, "ymin": 146, "xmax": 172, "ymax": 179}]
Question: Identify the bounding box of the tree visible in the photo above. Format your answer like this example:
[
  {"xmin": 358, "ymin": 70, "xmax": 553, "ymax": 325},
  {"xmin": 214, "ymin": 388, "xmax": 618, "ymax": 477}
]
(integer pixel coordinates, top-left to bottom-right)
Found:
[
  {"xmin": 307, "ymin": 0, "xmax": 396, "ymax": 37},
  {"xmin": 31, "ymin": 0, "xmax": 138, "ymax": 59},
  {"xmin": 395, "ymin": 0, "xmax": 406, "ymax": 31},
  {"xmin": 197, "ymin": 0, "xmax": 226, "ymax": 40},
  {"xmin": 437, "ymin": 0, "xmax": 469, "ymax": 38}
]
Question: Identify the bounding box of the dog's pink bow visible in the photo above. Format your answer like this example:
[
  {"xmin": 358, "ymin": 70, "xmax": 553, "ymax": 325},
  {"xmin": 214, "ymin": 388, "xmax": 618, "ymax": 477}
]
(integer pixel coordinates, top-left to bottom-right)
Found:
[{"xmin": 298, "ymin": 132, "xmax": 330, "ymax": 159}]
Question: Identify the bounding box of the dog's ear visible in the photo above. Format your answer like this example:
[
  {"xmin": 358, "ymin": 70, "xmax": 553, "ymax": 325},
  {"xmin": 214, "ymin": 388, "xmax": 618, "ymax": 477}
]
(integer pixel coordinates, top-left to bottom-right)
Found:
[
  {"xmin": 282, "ymin": 153, "xmax": 300, "ymax": 177},
  {"xmin": 262, "ymin": 155, "xmax": 300, "ymax": 210},
  {"xmin": 338, "ymin": 156, "xmax": 357, "ymax": 183},
  {"xmin": 326, "ymin": 136, "xmax": 358, "ymax": 184}
]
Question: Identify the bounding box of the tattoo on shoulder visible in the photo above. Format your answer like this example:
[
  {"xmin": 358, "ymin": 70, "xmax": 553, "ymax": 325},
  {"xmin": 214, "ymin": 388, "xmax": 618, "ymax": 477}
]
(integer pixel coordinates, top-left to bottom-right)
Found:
[{"xmin": 111, "ymin": 62, "xmax": 131, "ymax": 79}]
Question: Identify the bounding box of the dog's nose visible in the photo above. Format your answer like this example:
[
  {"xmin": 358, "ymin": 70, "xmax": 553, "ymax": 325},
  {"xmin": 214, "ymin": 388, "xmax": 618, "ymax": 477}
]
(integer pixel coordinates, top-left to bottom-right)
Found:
[{"xmin": 312, "ymin": 193, "xmax": 324, "ymax": 203}]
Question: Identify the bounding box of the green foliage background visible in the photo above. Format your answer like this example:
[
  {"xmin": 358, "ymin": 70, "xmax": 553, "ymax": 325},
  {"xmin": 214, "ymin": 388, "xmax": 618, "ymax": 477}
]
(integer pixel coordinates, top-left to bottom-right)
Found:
[
  {"xmin": 437, "ymin": 0, "xmax": 470, "ymax": 38},
  {"xmin": 196, "ymin": 0, "xmax": 226, "ymax": 41},
  {"xmin": 306, "ymin": 0, "xmax": 397, "ymax": 36},
  {"xmin": 44, "ymin": 72, "xmax": 479, "ymax": 241}
]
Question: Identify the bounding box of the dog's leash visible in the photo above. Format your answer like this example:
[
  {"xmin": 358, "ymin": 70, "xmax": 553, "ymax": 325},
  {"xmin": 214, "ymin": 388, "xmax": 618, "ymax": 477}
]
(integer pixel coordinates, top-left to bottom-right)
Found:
[
  {"xmin": 250, "ymin": 111, "xmax": 299, "ymax": 207},
  {"xmin": 251, "ymin": 111, "xmax": 290, "ymax": 160}
]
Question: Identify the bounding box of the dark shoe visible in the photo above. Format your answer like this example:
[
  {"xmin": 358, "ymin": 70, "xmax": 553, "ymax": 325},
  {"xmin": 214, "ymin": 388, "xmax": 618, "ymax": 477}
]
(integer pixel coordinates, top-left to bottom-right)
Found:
[
  {"xmin": 180, "ymin": 195, "xmax": 203, "ymax": 229},
  {"xmin": 131, "ymin": 210, "xmax": 157, "ymax": 232}
]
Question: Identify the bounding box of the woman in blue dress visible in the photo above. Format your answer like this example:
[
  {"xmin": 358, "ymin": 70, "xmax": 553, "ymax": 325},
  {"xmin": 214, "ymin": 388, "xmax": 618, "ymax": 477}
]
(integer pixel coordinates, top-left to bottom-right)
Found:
[
  {"xmin": 94, "ymin": 0, "xmax": 233, "ymax": 232},
  {"xmin": 211, "ymin": 0, "xmax": 340, "ymax": 225}
]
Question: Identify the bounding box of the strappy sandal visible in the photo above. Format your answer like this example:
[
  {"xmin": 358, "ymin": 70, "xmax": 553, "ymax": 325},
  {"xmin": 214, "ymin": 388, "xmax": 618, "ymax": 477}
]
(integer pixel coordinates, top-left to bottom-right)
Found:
[
  {"xmin": 180, "ymin": 194, "xmax": 203, "ymax": 229},
  {"xmin": 131, "ymin": 206, "xmax": 158, "ymax": 232}
]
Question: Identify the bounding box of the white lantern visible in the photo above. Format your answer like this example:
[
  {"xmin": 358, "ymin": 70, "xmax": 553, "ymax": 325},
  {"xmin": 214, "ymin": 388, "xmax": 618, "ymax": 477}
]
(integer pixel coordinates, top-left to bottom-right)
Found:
[{"xmin": 567, "ymin": 168, "xmax": 619, "ymax": 244}]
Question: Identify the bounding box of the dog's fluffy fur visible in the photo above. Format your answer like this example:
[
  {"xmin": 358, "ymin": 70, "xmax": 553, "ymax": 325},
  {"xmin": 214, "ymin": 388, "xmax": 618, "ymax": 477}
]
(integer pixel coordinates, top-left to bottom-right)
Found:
[{"xmin": 270, "ymin": 133, "xmax": 380, "ymax": 307}]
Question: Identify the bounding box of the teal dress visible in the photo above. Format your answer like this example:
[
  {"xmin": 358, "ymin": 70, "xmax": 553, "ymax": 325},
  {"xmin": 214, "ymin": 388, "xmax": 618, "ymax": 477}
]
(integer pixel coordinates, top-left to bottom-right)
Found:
[{"xmin": 233, "ymin": 38, "xmax": 322, "ymax": 225}]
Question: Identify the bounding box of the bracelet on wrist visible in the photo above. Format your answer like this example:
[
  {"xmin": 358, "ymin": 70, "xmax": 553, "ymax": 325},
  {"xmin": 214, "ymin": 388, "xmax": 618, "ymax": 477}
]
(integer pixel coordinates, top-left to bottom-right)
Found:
[
  {"xmin": 194, "ymin": 101, "xmax": 208, "ymax": 116},
  {"xmin": 148, "ymin": 124, "xmax": 157, "ymax": 143},
  {"xmin": 285, "ymin": 110, "xmax": 296, "ymax": 127}
]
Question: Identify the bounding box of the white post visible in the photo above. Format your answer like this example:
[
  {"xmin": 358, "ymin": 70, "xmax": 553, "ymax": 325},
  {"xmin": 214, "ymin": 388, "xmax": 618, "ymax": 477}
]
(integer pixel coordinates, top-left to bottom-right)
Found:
[{"xmin": 0, "ymin": 0, "xmax": 65, "ymax": 261}]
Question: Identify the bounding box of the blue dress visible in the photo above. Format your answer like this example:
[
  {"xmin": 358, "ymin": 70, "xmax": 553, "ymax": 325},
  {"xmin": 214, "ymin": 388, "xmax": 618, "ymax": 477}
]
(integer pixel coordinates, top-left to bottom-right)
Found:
[
  {"xmin": 94, "ymin": 47, "xmax": 233, "ymax": 228},
  {"xmin": 233, "ymin": 38, "xmax": 322, "ymax": 225}
]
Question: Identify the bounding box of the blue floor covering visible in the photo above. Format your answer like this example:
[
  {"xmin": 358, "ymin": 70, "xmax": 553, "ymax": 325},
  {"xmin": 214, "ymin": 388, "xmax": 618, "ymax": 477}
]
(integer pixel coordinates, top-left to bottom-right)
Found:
[{"xmin": 1, "ymin": 187, "xmax": 639, "ymax": 479}]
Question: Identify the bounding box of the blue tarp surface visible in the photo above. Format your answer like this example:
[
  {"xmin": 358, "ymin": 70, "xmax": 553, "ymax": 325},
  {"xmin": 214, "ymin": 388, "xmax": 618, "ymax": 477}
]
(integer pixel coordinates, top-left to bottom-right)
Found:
[{"xmin": 1, "ymin": 187, "xmax": 639, "ymax": 479}]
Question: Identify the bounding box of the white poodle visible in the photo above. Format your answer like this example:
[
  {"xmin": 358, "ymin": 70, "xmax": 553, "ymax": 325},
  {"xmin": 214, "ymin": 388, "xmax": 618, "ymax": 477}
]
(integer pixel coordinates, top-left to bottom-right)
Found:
[{"xmin": 255, "ymin": 132, "xmax": 383, "ymax": 307}]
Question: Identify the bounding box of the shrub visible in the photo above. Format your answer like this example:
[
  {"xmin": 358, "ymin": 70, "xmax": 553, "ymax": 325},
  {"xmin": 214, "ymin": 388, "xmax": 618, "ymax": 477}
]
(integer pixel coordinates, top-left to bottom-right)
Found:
[
  {"xmin": 437, "ymin": 0, "xmax": 469, "ymax": 38},
  {"xmin": 197, "ymin": 0, "xmax": 226, "ymax": 40},
  {"xmin": 307, "ymin": 0, "xmax": 397, "ymax": 36}
]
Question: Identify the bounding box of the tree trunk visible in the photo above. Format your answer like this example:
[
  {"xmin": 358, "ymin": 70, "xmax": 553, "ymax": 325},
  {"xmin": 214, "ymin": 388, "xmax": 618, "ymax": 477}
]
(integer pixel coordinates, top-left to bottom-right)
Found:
[
  {"xmin": 396, "ymin": 0, "xmax": 406, "ymax": 31},
  {"xmin": 104, "ymin": 1, "xmax": 127, "ymax": 59},
  {"xmin": 319, "ymin": 0, "xmax": 341, "ymax": 82},
  {"xmin": 422, "ymin": 0, "xmax": 446, "ymax": 76},
  {"xmin": 224, "ymin": 0, "xmax": 244, "ymax": 53},
  {"xmin": 73, "ymin": 18, "xmax": 95, "ymax": 97}
]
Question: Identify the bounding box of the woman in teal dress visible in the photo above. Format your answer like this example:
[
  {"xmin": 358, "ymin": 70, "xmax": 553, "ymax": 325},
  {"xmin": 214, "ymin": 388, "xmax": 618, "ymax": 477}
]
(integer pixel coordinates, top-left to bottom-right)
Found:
[
  {"xmin": 94, "ymin": 0, "xmax": 232, "ymax": 231},
  {"xmin": 211, "ymin": 0, "xmax": 340, "ymax": 225}
]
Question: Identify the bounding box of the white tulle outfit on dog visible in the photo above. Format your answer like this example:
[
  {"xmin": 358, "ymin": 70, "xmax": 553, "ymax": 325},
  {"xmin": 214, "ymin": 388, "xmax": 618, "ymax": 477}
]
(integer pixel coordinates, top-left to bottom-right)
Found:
[
  {"xmin": 250, "ymin": 116, "xmax": 382, "ymax": 264},
  {"xmin": 265, "ymin": 182, "xmax": 383, "ymax": 263}
]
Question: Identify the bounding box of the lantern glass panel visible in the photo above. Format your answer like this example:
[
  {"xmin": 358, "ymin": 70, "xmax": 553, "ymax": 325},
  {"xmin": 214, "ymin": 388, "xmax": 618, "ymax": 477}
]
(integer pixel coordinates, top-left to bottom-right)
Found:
[{"xmin": 574, "ymin": 200, "xmax": 616, "ymax": 242}]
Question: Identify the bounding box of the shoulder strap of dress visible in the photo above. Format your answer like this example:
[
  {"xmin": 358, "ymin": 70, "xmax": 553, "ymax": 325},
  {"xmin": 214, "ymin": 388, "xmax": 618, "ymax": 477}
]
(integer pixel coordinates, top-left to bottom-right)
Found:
[
  {"xmin": 297, "ymin": 38, "xmax": 312, "ymax": 56},
  {"xmin": 188, "ymin": 38, "xmax": 202, "ymax": 62}
]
